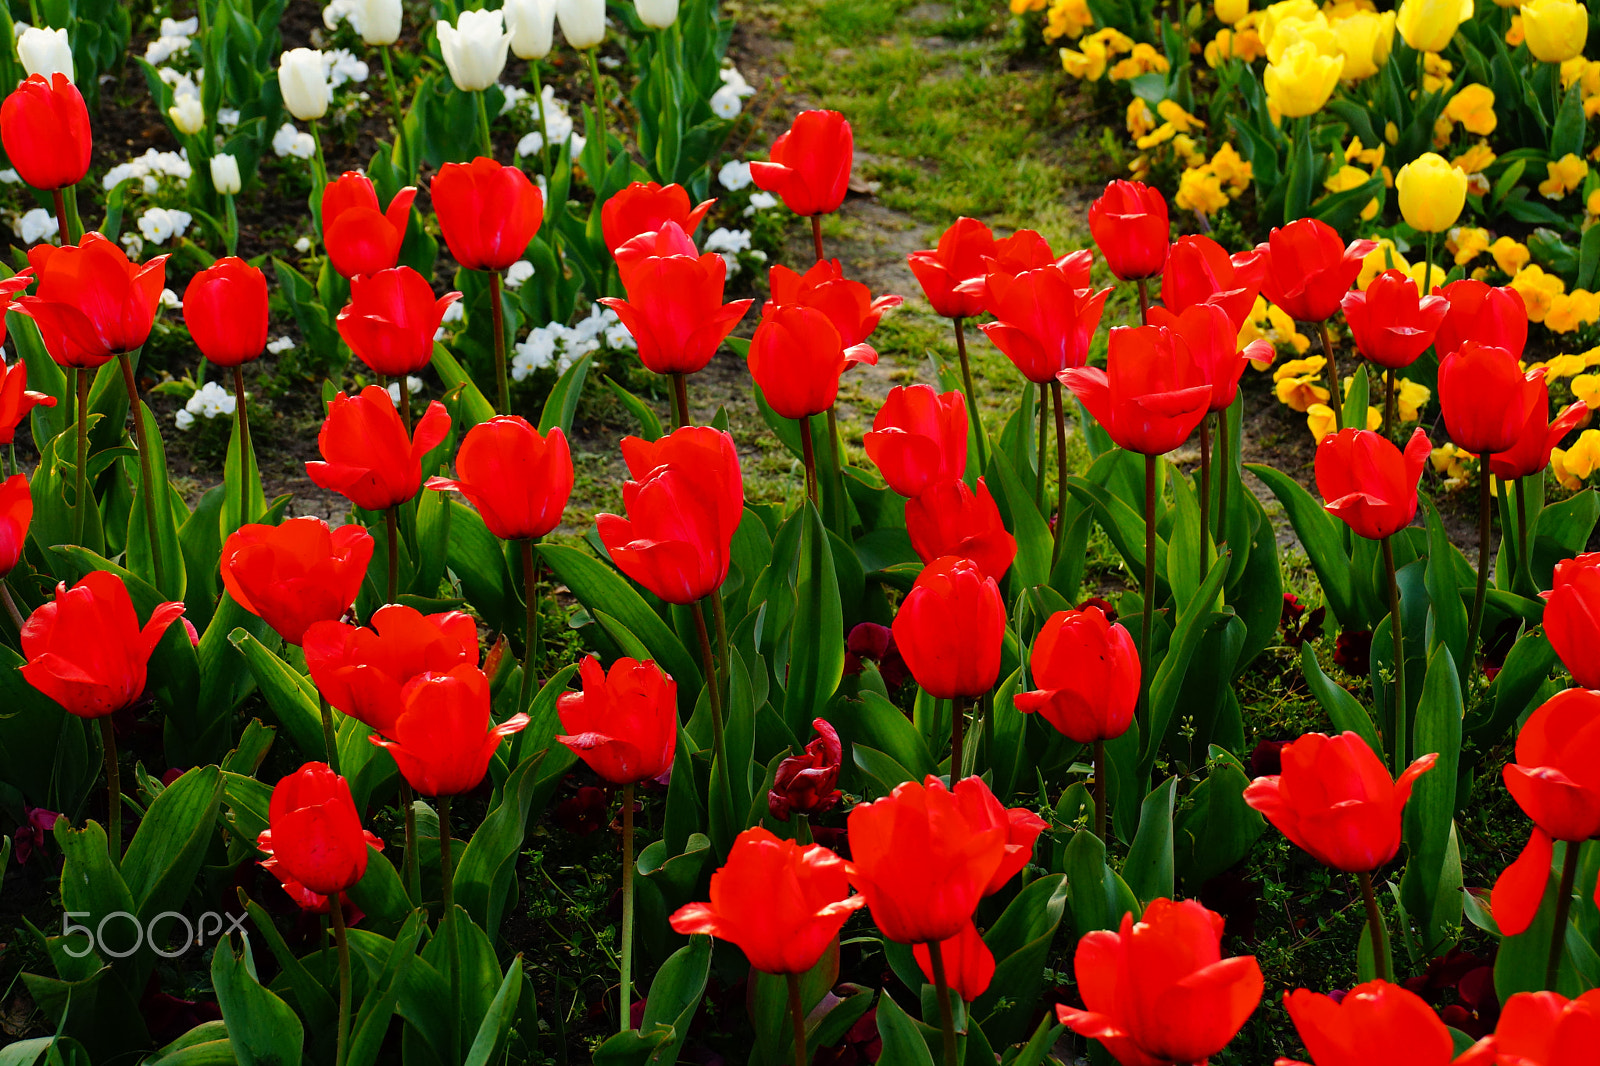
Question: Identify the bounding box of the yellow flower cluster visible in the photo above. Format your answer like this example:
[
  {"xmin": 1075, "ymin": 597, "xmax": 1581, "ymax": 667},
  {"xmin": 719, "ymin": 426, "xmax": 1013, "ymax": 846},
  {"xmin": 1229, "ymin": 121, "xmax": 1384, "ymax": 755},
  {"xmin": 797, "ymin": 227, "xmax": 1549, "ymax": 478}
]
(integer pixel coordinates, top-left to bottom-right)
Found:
[
  {"xmin": 1043, "ymin": 0, "xmax": 1094, "ymax": 41},
  {"xmin": 1430, "ymin": 443, "xmax": 1477, "ymax": 492},
  {"xmin": 1274, "ymin": 356, "xmax": 1330, "ymax": 411},
  {"xmin": 1539, "ymin": 153, "xmax": 1589, "ymax": 199},
  {"xmin": 1444, "ymin": 230, "xmax": 1533, "ymax": 276},
  {"xmin": 1059, "ymin": 28, "xmax": 1170, "ymax": 81},
  {"xmin": 1504, "ymin": 265, "xmax": 1600, "ymax": 332},
  {"xmin": 1553, "ymin": 429, "xmax": 1600, "ymax": 489},
  {"xmin": 1532, "ymin": 346, "xmax": 1600, "ymax": 380},
  {"xmin": 1355, "ymin": 239, "xmax": 1446, "ymax": 293},
  {"xmin": 1205, "ymin": 25, "xmax": 1267, "ymax": 66},
  {"xmin": 1174, "ymin": 143, "xmax": 1254, "ymax": 216},
  {"xmin": 1241, "ymin": 296, "xmax": 1310, "ymax": 358},
  {"xmin": 1442, "ymin": 84, "xmax": 1497, "ymax": 137},
  {"xmin": 1294, "ymin": 374, "xmax": 1427, "ymax": 439}
]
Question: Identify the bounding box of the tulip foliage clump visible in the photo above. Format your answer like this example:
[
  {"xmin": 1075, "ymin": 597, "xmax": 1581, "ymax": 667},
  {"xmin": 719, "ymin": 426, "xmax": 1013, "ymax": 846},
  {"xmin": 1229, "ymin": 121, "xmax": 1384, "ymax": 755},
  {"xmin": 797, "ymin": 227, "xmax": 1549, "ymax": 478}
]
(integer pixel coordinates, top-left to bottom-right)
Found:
[{"xmin": 1, "ymin": 1, "xmax": 1600, "ymax": 1065}]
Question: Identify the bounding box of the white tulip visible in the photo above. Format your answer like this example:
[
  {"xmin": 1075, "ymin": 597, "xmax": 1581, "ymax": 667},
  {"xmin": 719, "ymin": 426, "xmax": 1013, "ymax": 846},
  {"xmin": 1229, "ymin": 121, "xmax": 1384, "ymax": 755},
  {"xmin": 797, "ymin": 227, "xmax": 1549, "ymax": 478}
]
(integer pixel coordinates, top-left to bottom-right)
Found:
[
  {"xmin": 210, "ymin": 153, "xmax": 241, "ymax": 195},
  {"xmin": 635, "ymin": 0, "xmax": 678, "ymax": 29},
  {"xmin": 278, "ymin": 48, "xmax": 330, "ymax": 121},
  {"xmin": 556, "ymin": 0, "xmax": 606, "ymax": 49},
  {"xmin": 505, "ymin": 0, "xmax": 557, "ymax": 59},
  {"xmin": 354, "ymin": 0, "xmax": 402, "ymax": 45},
  {"xmin": 168, "ymin": 93, "xmax": 204, "ymax": 134},
  {"xmin": 437, "ymin": 9, "xmax": 511, "ymax": 93},
  {"xmin": 17, "ymin": 26, "xmax": 73, "ymax": 82}
]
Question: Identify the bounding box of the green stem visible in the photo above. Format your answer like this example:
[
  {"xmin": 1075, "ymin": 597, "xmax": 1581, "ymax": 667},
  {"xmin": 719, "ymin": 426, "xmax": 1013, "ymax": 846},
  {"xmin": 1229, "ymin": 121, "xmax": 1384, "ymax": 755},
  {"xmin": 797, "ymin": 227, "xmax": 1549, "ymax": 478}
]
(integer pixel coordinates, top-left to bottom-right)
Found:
[
  {"xmin": 397, "ymin": 373, "xmax": 412, "ymax": 433},
  {"xmin": 1093, "ymin": 737, "xmax": 1106, "ymax": 843},
  {"xmin": 1382, "ymin": 536, "xmax": 1407, "ymax": 774},
  {"xmin": 1465, "ymin": 455, "xmax": 1491, "ymax": 670},
  {"xmin": 519, "ymin": 538, "xmax": 540, "ymax": 714},
  {"xmin": 385, "ymin": 508, "xmax": 399, "ymax": 604},
  {"xmin": 786, "ymin": 971, "xmax": 809, "ymax": 1066},
  {"xmin": 711, "ymin": 584, "xmax": 730, "ymax": 711},
  {"xmin": 585, "ymin": 47, "xmax": 608, "ymax": 170},
  {"xmin": 1384, "ymin": 366, "xmax": 1396, "ymax": 440},
  {"xmin": 810, "ymin": 215, "xmax": 824, "ymax": 262},
  {"xmin": 224, "ymin": 193, "xmax": 238, "ymax": 258},
  {"xmin": 954, "ymin": 318, "xmax": 987, "ymax": 471},
  {"xmin": 530, "ymin": 59, "xmax": 553, "ymax": 174},
  {"xmin": 1, "ymin": 583, "xmax": 25, "ymax": 630},
  {"xmin": 1423, "ymin": 232, "xmax": 1435, "ymax": 297},
  {"xmin": 491, "ymin": 271, "xmax": 508, "ymax": 414},
  {"xmin": 331, "ymin": 896, "xmax": 351, "ymax": 1066},
  {"xmin": 1317, "ymin": 322, "xmax": 1342, "ymax": 432},
  {"xmin": 51, "ymin": 188, "xmax": 67, "ymax": 247},
  {"xmin": 73, "ymin": 368, "xmax": 88, "ymax": 547},
  {"xmin": 693, "ymin": 598, "xmax": 732, "ymax": 836},
  {"xmin": 1142, "ymin": 453, "xmax": 1157, "ymax": 716},
  {"xmin": 440, "ymin": 795, "xmax": 460, "ymax": 1059},
  {"xmin": 798, "ymin": 417, "xmax": 818, "ymax": 505},
  {"xmin": 476, "ymin": 89, "xmax": 494, "ymax": 160},
  {"xmin": 1358, "ymin": 870, "xmax": 1390, "ymax": 983},
  {"xmin": 951, "ymin": 696, "xmax": 967, "ymax": 781},
  {"xmin": 1198, "ymin": 413, "xmax": 1211, "ymax": 580},
  {"xmin": 671, "ymin": 371, "xmax": 690, "ymax": 430},
  {"xmin": 100, "ymin": 717, "xmax": 120, "ymax": 866},
  {"xmin": 1515, "ymin": 475, "xmax": 1530, "ymax": 588},
  {"xmin": 320, "ymin": 693, "xmax": 340, "ymax": 774},
  {"xmin": 380, "ymin": 45, "xmax": 406, "ymax": 168},
  {"xmin": 118, "ymin": 350, "xmax": 165, "ymax": 593},
  {"xmin": 1136, "ymin": 278, "xmax": 1150, "ymax": 324},
  {"xmin": 928, "ymin": 939, "xmax": 959, "ymax": 1066},
  {"xmin": 310, "ymin": 120, "xmax": 328, "ymax": 206},
  {"xmin": 232, "ymin": 365, "xmax": 252, "ymax": 523},
  {"xmin": 1052, "ymin": 381, "xmax": 1067, "ymax": 568},
  {"xmin": 1035, "ymin": 382, "xmax": 1048, "ymax": 513},
  {"xmin": 400, "ymin": 780, "xmax": 419, "ymax": 903},
  {"xmin": 620, "ymin": 780, "xmax": 636, "ymax": 1033},
  {"xmin": 826, "ymin": 405, "xmax": 847, "ymax": 532},
  {"xmin": 1547, "ymin": 841, "xmax": 1580, "ymax": 990}
]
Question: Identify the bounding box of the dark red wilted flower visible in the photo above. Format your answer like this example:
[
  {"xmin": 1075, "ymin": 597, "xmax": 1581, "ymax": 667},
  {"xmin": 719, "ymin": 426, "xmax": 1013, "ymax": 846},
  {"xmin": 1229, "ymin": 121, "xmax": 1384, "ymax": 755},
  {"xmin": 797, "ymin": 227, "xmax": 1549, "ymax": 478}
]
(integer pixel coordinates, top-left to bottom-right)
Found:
[
  {"xmin": 769, "ymin": 718, "xmax": 843, "ymax": 821},
  {"xmin": 1249, "ymin": 738, "xmax": 1290, "ymax": 778},
  {"xmin": 432, "ymin": 156, "xmax": 544, "ymax": 272},
  {"xmin": 907, "ymin": 216, "xmax": 997, "ymax": 319},
  {"xmin": 183, "ymin": 257, "xmax": 269, "ymax": 368},
  {"xmin": 1334, "ymin": 629, "xmax": 1373, "ymax": 674},
  {"xmin": 336, "ymin": 267, "xmax": 461, "ymax": 377},
  {"xmin": 0, "ymin": 73, "xmax": 91, "ymax": 191},
  {"xmin": 1257, "ymin": 218, "xmax": 1376, "ymax": 323},
  {"xmin": 553, "ymin": 785, "xmax": 611, "ymax": 836},
  {"xmin": 844, "ymin": 622, "xmax": 909, "ymax": 688},
  {"xmin": 321, "ymin": 171, "xmax": 416, "ymax": 280},
  {"xmin": 16, "ymin": 233, "xmax": 168, "ymax": 368},
  {"xmin": 307, "ymin": 386, "xmax": 451, "ymax": 512},
  {"xmin": 1088, "ymin": 179, "xmax": 1170, "ymax": 281},
  {"xmin": 11, "ymin": 806, "xmax": 60, "ymax": 865},
  {"xmin": 602, "ymin": 181, "xmax": 714, "ymax": 254},
  {"xmin": 750, "ymin": 109, "xmax": 853, "ymax": 217}
]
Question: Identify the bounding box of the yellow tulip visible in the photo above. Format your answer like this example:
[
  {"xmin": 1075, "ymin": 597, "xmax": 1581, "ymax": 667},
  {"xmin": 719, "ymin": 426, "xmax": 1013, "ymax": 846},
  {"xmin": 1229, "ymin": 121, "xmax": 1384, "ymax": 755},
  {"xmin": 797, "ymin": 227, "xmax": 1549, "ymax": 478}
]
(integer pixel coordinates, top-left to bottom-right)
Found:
[
  {"xmin": 1266, "ymin": 14, "xmax": 1340, "ymax": 63},
  {"xmin": 1331, "ymin": 11, "xmax": 1396, "ymax": 79},
  {"xmin": 1395, "ymin": 152, "xmax": 1467, "ymax": 232},
  {"xmin": 1522, "ymin": 0, "xmax": 1589, "ymax": 63},
  {"xmin": 1260, "ymin": 0, "xmax": 1321, "ymax": 45},
  {"xmin": 1265, "ymin": 41, "xmax": 1345, "ymax": 116},
  {"xmin": 1217, "ymin": 0, "xmax": 1251, "ymax": 23},
  {"xmin": 1396, "ymin": 0, "xmax": 1473, "ymax": 53}
]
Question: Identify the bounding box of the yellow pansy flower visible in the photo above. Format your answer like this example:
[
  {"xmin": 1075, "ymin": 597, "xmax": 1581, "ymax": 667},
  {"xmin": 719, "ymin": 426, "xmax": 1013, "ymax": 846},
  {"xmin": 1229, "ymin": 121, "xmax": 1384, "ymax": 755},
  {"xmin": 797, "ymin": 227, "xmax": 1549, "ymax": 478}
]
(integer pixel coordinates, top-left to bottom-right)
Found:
[
  {"xmin": 1588, "ymin": 188, "xmax": 1600, "ymax": 215},
  {"xmin": 1175, "ymin": 166, "xmax": 1231, "ymax": 216},
  {"xmin": 1210, "ymin": 143, "xmax": 1254, "ymax": 191},
  {"xmin": 1509, "ymin": 263, "xmax": 1566, "ymax": 322},
  {"xmin": 1279, "ymin": 374, "xmax": 1332, "ymax": 412},
  {"xmin": 1173, "ymin": 134, "xmax": 1208, "ymax": 168},
  {"xmin": 1539, "ymin": 153, "xmax": 1589, "ymax": 198},
  {"xmin": 1157, "ymin": 99, "xmax": 1206, "ymax": 131},
  {"xmin": 1110, "ymin": 42, "xmax": 1171, "ymax": 80},
  {"xmin": 1488, "ymin": 236, "xmax": 1530, "ymax": 275},
  {"xmin": 1086, "ymin": 27, "xmax": 1137, "ymax": 52},
  {"xmin": 1571, "ymin": 372, "xmax": 1600, "ymax": 410},
  {"xmin": 1061, "ymin": 41, "xmax": 1109, "ymax": 80},
  {"xmin": 1444, "ymin": 84, "xmax": 1497, "ymax": 135},
  {"xmin": 1397, "ymin": 378, "xmax": 1431, "ymax": 422},
  {"xmin": 1552, "ymin": 428, "xmax": 1600, "ymax": 489},
  {"xmin": 1407, "ymin": 260, "xmax": 1447, "ymax": 293},
  {"xmin": 1451, "ymin": 142, "xmax": 1496, "ymax": 174},
  {"xmin": 1242, "ymin": 297, "xmax": 1312, "ymax": 355},
  {"xmin": 1128, "ymin": 99, "xmax": 1157, "ymax": 138},
  {"xmin": 1446, "ymin": 226, "xmax": 1491, "ymax": 265},
  {"xmin": 1044, "ymin": 0, "xmax": 1095, "ymax": 41},
  {"xmin": 1346, "ymin": 137, "xmax": 1386, "ymax": 168},
  {"xmin": 1273, "ymin": 355, "xmax": 1327, "ymax": 381},
  {"xmin": 1011, "ymin": 0, "xmax": 1048, "ymax": 11},
  {"xmin": 1358, "ymin": 239, "xmax": 1412, "ymax": 288},
  {"xmin": 1308, "ymin": 403, "xmax": 1381, "ymax": 439}
]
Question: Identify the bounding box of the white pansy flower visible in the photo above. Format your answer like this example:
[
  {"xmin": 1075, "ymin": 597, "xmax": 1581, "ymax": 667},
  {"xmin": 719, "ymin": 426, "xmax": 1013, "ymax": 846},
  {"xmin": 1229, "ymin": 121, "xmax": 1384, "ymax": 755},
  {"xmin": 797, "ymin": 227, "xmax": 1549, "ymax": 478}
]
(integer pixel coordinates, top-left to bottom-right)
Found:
[
  {"xmin": 160, "ymin": 288, "xmax": 182, "ymax": 309},
  {"xmin": 386, "ymin": 376, "xmax": 424, "ymax": 405},
  {"xmin": 14, "ymin": 207, "xmax": 56, "ymax": 244},
  {"xmin": 717, "ymin": 160, "xmax": 751, "ymax": 190},
  {"xmin": 505, "ymin": 260, "xmax": 535, "ymax": 288},
  {"xmin": 267, "ymin": 336, "xmax": 297, "ymax": 354}
]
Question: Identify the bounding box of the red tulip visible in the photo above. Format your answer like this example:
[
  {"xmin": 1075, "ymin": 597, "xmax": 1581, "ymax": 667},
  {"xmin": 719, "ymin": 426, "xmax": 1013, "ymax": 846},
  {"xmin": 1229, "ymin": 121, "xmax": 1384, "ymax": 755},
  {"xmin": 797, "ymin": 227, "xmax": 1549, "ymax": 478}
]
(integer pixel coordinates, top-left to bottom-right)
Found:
[
  {"xmin": 0, "ymin": 474, "xmax": 30, "ymax": 576},
  {"xmin": 19, "ymin": 570, "xmax": 184, "ymax": 718},
  {"xmin": 1276, "ymin": 981, "xmax": 1456, "ymax": 1066},
  {"xmin": 1149, "ymin": 303, "xmax": 1275, "ymax": 412},
  {"xmin": 595, "ymin": 426, "xmax": 744, "ymax": 604},
  {"xmin": 321, "ymin": 171, "xmax": 416, "ymax": 280},
  {"xmin": 748, "ymin": 303, "xmax": 876, "ymax": 420},
  {"xmin": 1056, "ymin": 898, "xmax": 1263, "ymax": 1066},
  {"xmin": 769, "ymin": 717, "xmax": 843, "ymax": 821},
  {"xmin": 1244, "ymin": 731, "xmax": 1436, "ymax": 872},
  {"xmin": 1257, "ymin": 218, "xmax": 1377, "ymax": 323},
  {"xmin": 904, "ymin": 477, "xmax": 1017, "ymax": 581},
  {"xmin": 1088, "ymin": 180, "xmax": 1170, "ymax": 281},
  {"xmin": 432, "ymin": 157, "xmax": 544, "ymax": 272},
  {"xmin": 182, "ymin": 257, "xmax": 269, "ymax": 368},
  {"xmin": 982, "ymin": 231, "xmax": 1094, "ymax": 281},
  {"xmin": 219, "ymin": 517, "xmax": 375, "ymax": 646},
  {"xmin": 598, "ymin": 222, "xmax": 753, "ymax": 376},
  {"xmin": 891, "ymin": 555, "xmax": 1004, "ymax": 700},
  {"xmin": 978, "ymin": 264, "xmax": 1110, "ymax": 384},
  {"xmin": 336, "ymin": 267, "xmax": 461, "ymax": 377},
  {"xmin": 1433, "ymin": 279, "xmax": 1528, "ymax": 361},
  {"xmin": 1314, "ymin": 428, "xmax": 1430, "ymax": 541},
  {"xmin": 863, "ymin": 384, "xmax": 968, "ymax": 498},
  {"xmin": 1543, "ymin": 552, "xmax": 1600, "ymax": 688},
  {"xmin": 912, "ymin": 921, "xmax": 995, "ymax": 1002},
  {"xmin": 1503, "ymin": 688, "xmax": 1600, "ymax": 842},
  {"xmin": 670, "ymin": 826, "xmax": 865, "ymax": 974},
  {"xmin": 1491, "ymin": 825, "xmax": 1556, "ymax": 937},
  {"xmin": 1340, "ymin": 269, "xmax": 1449, "ymax": 370},
  {"xmin": 0, "ymin": 74, "xmax": 91, "ymax": 191},
  {"xmin": 750, "ymin": 109, "xmax": 852, "ymax": 217},
  {"xmin": 845, "ymin": 775, "xmax": 1010, "ymax": 943},
  {"xmin": 306, "ymin": 386, "xmax": 451, "ymax": 512},
  {"xmin": 969, "ymin": 785, "xmax": 1049, "ymax": 895},
  {"xmin": 1161, "ymin": 234, "xmax": 1267, "ymax": 330},
  {"xmin": 1487, "ymin": 374, "xmax": 1585, "ymax": 482},
  {"xmin": 768, "ymin": 258, "xmax": 902, "ymax": 351},
  {"xmin": 425, "ymin": 416, "xmax": 572, "ymax": 541},
  {"xmin": 907, "ymin": 217, "xmax": 997, "ymax": 319},
  {"xmin": 304, "ymin": 605, "xmax": 480, "ymax": 734},
  {"xmin": 1455, "ymin": 990, "xmax": 1600, "ymax": 1066},
  {"xmin": 16, "ymin": 233, "xmax": 167, "ymax": 368},
  {"xmin": 1015, "ymin": 606, "xmax": 1139, "ymax": 744},
  {"xmin": 601, "ymin": 180, "xmax": 714, "ymax": 254},
  {"xmin": 1061, "ymin": 324, "xmax": 1211, "ymax": 455},
  {"xmin": 555, "ymin": 655, "xmax": 677, "ymax": 784},
  {"xmin": 256, "ymin": 762, "xmax": 380, "ymax": 899},
  {"xmin": 371, "ymin": 665, "xmax": 528, "ymax": 795},
  {"xmin": 1438, "ymin": 343, "xmax": 1545, "ymax": 455},
  {"xmin": 0, "ymin": 359, "xmax": 55, "ymax": 445}
]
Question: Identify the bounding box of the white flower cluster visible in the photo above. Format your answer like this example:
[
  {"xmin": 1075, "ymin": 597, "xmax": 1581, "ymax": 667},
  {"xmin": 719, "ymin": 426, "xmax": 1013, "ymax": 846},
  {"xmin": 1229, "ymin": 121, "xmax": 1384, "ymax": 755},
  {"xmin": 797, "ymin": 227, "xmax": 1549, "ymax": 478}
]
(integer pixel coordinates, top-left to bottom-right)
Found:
[
  {"xmin": 160, "ymin": 288, "xmax": 182, "ymax": 309},
  {"xmin": 273, "ymin": 123, "xmax": 317, "ymax": 159},
  {"xmin": 514, "ymin": 86, "xmax": 583, "ymax": 159},
  {"xmin": 499, "ymin": 83, "xmax": 530, "ymax": 116},
  {"xmin": 12, "ymin": 207, "xmax": 56, "ymax": 244},
  {"xmin": 505, "ymin": 260, "xmax": 535, "ymax": 289},
  {"xmin": 717, "ymin": 160, "xmax": 752, "ymax": 191},
  {"xmin": 386, "ymin": 377, "xmax": 424, "ymax": 405},
  {"xmin": 702, "ymin": 226, "xmax": 761, "ymax": 275},
  {"xmin": 323, "ymin": 48, "xmax": 369, "ymax": 90},
  {"xmin": 512, "ymin": 304, "xmax": 631, "ymax": 381},
  {"xmin": 322, "ymin": 0, "xmax": 360, "ymax": 31},
  {"xmin": 710, "ymin": 65, "xmax": 756, "ymax": 120},
  {"xmin": 267, "ymin": 336, "xmax": 296, "ymax": 354},
  {"xmin": 174, "ymin": 380, "xmax": 237, "ymax": 430},
  {"xmin": 103, "ymin": 149, "xmax": 193, "ymax": 193},
  {"xmin": 138, "ymin": 207, "xmax": 193, "ymax": 245},
  {"xmin": 744, "ymin": 191, "xmax": 778, "ymax": 216},
  {"xmin": 144, "ymin": 16, "xmax": 198, "ymax": 65}
]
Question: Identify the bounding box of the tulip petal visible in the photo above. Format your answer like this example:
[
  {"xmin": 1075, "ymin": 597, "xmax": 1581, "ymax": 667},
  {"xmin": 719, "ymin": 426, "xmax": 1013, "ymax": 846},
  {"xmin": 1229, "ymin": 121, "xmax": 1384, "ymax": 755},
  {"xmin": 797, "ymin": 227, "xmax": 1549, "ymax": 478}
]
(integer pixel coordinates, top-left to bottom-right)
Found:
[{"xmin": 1492, "ymin": 827, "xmax": 1554, "ymax": 937}]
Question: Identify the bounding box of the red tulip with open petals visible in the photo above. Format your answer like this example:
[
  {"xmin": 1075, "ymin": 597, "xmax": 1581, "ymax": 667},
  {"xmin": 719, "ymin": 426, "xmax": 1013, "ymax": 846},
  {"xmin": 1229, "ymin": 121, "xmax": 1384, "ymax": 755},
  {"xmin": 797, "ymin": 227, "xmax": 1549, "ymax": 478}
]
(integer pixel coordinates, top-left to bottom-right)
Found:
[
  {"xmin": 599, "ymin": 222, "xmax": 753, "ymax": 375},
  {"xmin": 979, "ymin": 263, "xmax": 1109, "ymax": 384},
  {"xmin": 863, "ymin": 384, "xmax": 968, "ymax": 498},
  {"xmin": 257, "ymin": 762, "xmax": 380, "ymax": 899},
  {"xmin": 1433, "ymin": 279, "xmax": 1528, "ymax": 361},
  {"xmin": 1340, "ymin": 269, "xmax": 1449, "ymax": 370},
  {"xmin": 432, "ymin": 157, "xmax": 544, "ymax": 272},
  {"xmin": 306, "ymin": 386, "xmax": 451, "ymax": 512},
  {"xmin": 601, "ymin": 181, "xmax": 714, "ymax": 253},
  {"xmin": 750, "ymin": 109, "xmax": 852, "ymax": 217},
  {"xmin": 183, "ymin": 257, "xmax": 269, "ymax": 368},
  {"xmin": 1161, "ymin": 234, "xmax": 1267, "ymax": 330},
  {"xmin": 220, "ymin": 518, "xmax": 374, "ymax": 646},
  {"xmin": 1276, "ymin": 981, "xmax": 1457, "ymax": 1066},
  {"xmin": 0, "ymin": 74, "xmax": 91, "ymax": 191},
  {"xmin": 321, "ymin": 171, "xmax": 416, "ymax": 280},
  {"xmin": 768, "ymin": 258, "xmax": 902, "ymax": 352},
  {"xmin": 907, "ymin": 217, "xmax": 997, "ymax": 319},
  {"xmin": 768, "ymin": 718, "xmax": 843, "ymax": 821},
  {"xmin": 1061, "ymin": 324, "xmax": 1211, "ymax": 455},
  {"xmin": 1454, "ymin": 989, "xmax": 1600, "ymax": 1066},
  {"xmin": 16, "ymin": 233, "xmax": 167, "ymax": 368},
  {"xmin": 748, "ymin": 304, "xmax": 876, "ymax": 420},
  {"xmin": 1015, "ymin": 606, "xmax": 1140, "ymax": 744},
  {"xmin": 904, "ymin": 477, "xmax": 1018, "ymax": 581},
  {"xmin": 20, "ymin": 571, "xmax": 184, "ymax": 719},
  {"xmin": 426, "ymin": 416, "xmax": 572, "ymax": 541},
  {"xmin": 336, "ymin": 267, "xmax": 461, "ymax": 377},
  {"xmin": 1149, "ymin": 302, "xmax": 1275, "ymax": 412},
  {"xmin": 371, "ymin": 665, "xmax": 528, "ymax": 796},
  {"xmin": 1257, "ymin": 218, "xmax": 1376, "ymax": 323},
  {"xmin": 304, "ymin": 605, "xmax": 480, "ymax": 735},
  {"xmin": 0, "ymin": 359, "xmax": 55, "ymax": 445},
  {"xmin": 1088, "ymin": 180, "xmax": 1170, "ymax": 281},
  {"xmin": 1543, "ymin": 552, "xmax": 1600, "ymax": 688},
  {"xmin": 1314, "ymin": 428, "xmax": 1430, "ymax": 541},
  {"xmin": 556, "ymin": 655, "xmax": 677, "ymax": 785},
  {"xmin": 1503, "ymin": 687, "xmax": 1600, "ymax": 844},
  {"xmin": 1487, "ymin": 373, "xmax": 1585, "ymax": 482},
  {"xmin": 0, "ymin": 474, "xmax": 30, "ymax": 577},
  {"xmin": 1439, "ymin": 343, "xmax": 1546, "ymax": 455}
]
